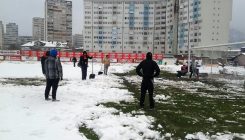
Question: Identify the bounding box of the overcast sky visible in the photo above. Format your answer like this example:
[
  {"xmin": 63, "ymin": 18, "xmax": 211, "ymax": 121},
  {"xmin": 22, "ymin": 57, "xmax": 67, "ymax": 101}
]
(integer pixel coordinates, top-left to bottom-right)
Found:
[{"xmin": 0, "ymin": 0, "xmax": 245, "ymax": 36}]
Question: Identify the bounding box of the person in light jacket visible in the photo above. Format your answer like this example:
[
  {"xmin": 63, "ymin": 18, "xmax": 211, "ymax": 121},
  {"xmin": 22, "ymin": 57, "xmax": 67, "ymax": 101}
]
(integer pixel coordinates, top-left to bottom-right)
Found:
[
  {"xmin": 44, "ymin": 49, "xmax": 63, "ymax": 101},
  {"xmin": 102, "ymin": 55, "xmax": 110, "ymax": 75}
]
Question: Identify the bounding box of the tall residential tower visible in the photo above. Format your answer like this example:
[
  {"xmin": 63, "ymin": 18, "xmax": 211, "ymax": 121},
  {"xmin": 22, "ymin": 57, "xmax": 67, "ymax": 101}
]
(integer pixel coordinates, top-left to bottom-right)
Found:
[
  {"xmin": 33, "ymin": 17, "xmax": 45, "ymax": 41},
  {"xmin": 4, "ymin": 23, "xmax": 18, "ymax": 48},
  {"xmin": 45, "ymin": 0, "xmax": 72, "ymax": 47}
]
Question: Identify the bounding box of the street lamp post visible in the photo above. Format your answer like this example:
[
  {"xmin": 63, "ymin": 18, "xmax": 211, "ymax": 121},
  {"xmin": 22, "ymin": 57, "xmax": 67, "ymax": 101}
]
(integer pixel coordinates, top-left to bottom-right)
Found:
[{"xmin": 187, "ymin": 0, "xmax": 191, "ymax": 73}]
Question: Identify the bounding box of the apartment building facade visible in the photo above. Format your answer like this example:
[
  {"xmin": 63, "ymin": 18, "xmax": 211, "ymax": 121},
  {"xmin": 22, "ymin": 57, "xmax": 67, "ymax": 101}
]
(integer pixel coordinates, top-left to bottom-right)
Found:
[
  {"xmin": 45, "ymin": 0, "xmax": 72, "ymax": 47},
  {"xmin": 73, "ymin": 34, "xmax": 83, "ymax": 48},
  {"xmin": 84, "ymin": 0, "xmax": 232, "ymax": 56},
  {"xmin": 33, "ymin": 17, "xmax": 45, "ymax": 41},
  {"xmin": 84, "ymin": 0, "xmax": 161, "ymax": 53},
  {"xmin": 175, "ymin": 0, "xmax": 232, "ymax": 57},
  {"xmin": 0, "ymin": 21, "xmax": 4, "ymax": 49},
  {"xmin": 4, "ymin": 23, "xmax": 18, "ymax": 48}
]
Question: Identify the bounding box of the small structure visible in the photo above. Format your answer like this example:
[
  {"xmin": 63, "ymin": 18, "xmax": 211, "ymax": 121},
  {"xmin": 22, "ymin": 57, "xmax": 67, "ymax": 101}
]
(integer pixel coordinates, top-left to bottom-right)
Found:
[
  {"xmin": 21, "ymin": 41, "xmax": 69, "ymax": 50},
  {"xmin": 231, "ymin": 53, "xmax": 245, "ymax": 66}
]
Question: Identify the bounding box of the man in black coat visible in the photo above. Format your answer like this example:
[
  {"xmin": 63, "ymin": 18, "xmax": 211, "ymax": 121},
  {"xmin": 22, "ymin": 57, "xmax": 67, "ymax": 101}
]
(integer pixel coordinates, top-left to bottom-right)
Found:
[
  {"xmin": 79, "ymin": 51, "xmax": 93, "ymax": 80},
  {"xmin": 41, "ymin": 51, "xmax": 50, "ymax": 75},
  {"xmin": 136, "ymin": 52, "xmax": 160, "ymax": 109},
  {"xmin": 72, "ymin": 57, "xmax": 77, "ymax": 67}
]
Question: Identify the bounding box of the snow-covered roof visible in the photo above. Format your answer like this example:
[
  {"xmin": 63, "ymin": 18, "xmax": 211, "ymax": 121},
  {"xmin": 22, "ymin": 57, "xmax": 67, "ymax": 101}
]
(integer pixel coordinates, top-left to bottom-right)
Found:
[{"xmin": 21, "ymin": 41, "xmax": 68, "ymax": 48}]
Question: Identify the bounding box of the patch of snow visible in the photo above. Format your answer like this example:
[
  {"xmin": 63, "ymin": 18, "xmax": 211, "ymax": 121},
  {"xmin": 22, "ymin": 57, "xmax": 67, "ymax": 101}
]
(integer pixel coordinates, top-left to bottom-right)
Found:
[
  {"xmin": 155, "ymin": 95, "xmax": 170, "ymax": 102},
  {"xmin": 206, "ymin": 117, "xmax": 216, "ymax": 122}
]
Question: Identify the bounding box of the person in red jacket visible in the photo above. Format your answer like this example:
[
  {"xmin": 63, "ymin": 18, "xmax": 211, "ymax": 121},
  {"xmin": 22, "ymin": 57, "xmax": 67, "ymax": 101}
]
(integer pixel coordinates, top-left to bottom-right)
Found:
[
  {"xmin": 177, "ymin": 64, "xmax": 188, "ymax": 78},
  {"xmin": 78, "ymin": 51, "xmax": 93, "ymax": 80}
]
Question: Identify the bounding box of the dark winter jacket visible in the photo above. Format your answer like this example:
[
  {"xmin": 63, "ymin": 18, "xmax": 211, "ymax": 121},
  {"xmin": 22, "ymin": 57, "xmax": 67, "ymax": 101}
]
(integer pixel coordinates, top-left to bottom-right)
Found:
[
  {"xmin": 136, "ymin": 53, "xmax": 160, "ymax": 80},
  {"xmin": 79, "ymin": 55, "xmax": 92, "ymax": 67},
  {"xmin": 45, "ymin": 56, "xmax": 63, "ymax": 79},
  {"xmin": 181, "ymin": 65, "xmax": 188, "ymax": 73},
  {"xmin": 72, "ymin": 57, "xmax": 77, "ymax": 62},
  {"xmin": 41, "ymin": 56, "xmax": 47, "ymax": 74}
]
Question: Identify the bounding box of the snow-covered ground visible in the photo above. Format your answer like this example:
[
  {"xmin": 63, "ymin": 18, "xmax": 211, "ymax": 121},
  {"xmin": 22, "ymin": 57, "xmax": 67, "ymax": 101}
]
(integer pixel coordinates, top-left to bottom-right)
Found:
[
  {"xmin": 0, "ymin": 61, "xmax": 244, "ymax": 140},
  {"xmin": 0, "ymin": 61, "xmax": 162, "ymax": 140}
]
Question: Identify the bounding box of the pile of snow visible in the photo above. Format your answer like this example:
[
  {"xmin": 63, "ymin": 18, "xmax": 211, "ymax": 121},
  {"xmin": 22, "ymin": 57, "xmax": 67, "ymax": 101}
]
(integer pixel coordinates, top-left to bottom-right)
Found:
[{"xmin": 155, "ymin": 95, "xmax": 170, "ymax": 102}]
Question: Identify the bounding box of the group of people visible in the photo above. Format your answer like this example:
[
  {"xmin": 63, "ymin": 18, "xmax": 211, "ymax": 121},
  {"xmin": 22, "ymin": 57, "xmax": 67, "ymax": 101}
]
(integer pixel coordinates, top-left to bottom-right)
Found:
[
  {"xmin": 40, "ymin": 50, "xmax": 160, "ymax": 110},
  {"xmin": 72, "ymin": 51, "xmax": 111, "ymax": 79},
  {"xmin": 41, "ymin": 50, "xmax": 205, "ymax": 109},
  {"xmin": 177, "ymin": 60, "xmax": 199, "ymax": 78},
  {"xmin": 41, "ymin": 50, "xmax": 112, "ymax": 100}
]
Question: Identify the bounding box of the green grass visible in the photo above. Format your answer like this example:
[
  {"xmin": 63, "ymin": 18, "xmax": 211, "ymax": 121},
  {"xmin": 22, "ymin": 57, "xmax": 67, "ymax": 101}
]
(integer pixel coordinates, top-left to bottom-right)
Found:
[
  {"xmin": 79, "ymin": 124, "xmax": 99, "ymax": 140},
  {"xmin": 0, "ymin": 78, "xmax": 46, "ymax": 86},
  {"xmin": 0, "ymin": 78, "xmax": 67, "ymax": 86},
  {"xmin": 103, "ymin": 70, "xmax": 245, "ymax": 139}
]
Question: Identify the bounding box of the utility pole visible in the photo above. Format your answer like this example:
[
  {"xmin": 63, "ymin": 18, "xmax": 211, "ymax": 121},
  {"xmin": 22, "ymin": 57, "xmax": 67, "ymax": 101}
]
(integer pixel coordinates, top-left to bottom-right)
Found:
[
  {"xmin": 92, "ymin": 1, "xmax": 94, "ymax": 53},
  {"xmin": 153, "ymin": 1, "xmax": 156, "ymax": 54},
  {"xmin": 187, "ymin": 0, "xmax": 191, "ymax": 73},
  {"xmin": 172, "ymin": 0, "xmax": 179, "ymax": 55},
  {"xmin": 122, "ymin": 1, "xmax": 124, "ymax": 54}
]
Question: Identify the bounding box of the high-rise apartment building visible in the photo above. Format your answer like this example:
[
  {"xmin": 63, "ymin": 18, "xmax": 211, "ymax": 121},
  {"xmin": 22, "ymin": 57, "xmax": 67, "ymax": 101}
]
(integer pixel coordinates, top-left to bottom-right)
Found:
[
  {"xmin": 33, "ymin": 17, "xmax": 45, "ymax": 41},
  {"xmin": 0, "ymin": 21, "xmax": 4, "ymax": 49},
  {"xmin": 45, "ymin": 0, "xmax": 72, "ymax": 47},
  {"xmin": 73, "ymin": 34, "xmax": 83, "ymax": 48},
  {"xmin": 84, "ymin": 0, "xmax": 160, "ymax": 53},
  {"xmin": 4, "ymin": 23, "xmax": 18, "ymax": 48},
  {"xmin": 173, "ymin": 0, "xmax": 232, "ymax": 57},
  {"xmin": 84, "ymin": 0, "xmax": 232, "ymax": 56}
]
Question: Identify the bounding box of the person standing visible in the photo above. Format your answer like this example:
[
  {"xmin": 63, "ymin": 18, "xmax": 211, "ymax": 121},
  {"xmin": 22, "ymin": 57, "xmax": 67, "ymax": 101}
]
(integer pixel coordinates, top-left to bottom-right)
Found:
[
  {"xmin": 44, "ymin": 49, "xmax": 63, "ymax": 101},
  {"xmin": 41, "ymin": 51, "xmax": 50, "ymax": 75},
  {"xmin": 72, "ymin": 57, "xmax": 77, "ymax": 67},
  {"xmin": 136, "ymin": 52, "xmax": 160, "ymax": 109},
  {"xmin": 102, "ymin": 55, "xmax": 110, "ymax": 75},
  {"xmin": 79, "ymin": 51, "xmax": 93, "ymax": 80},
  {"xmin": 189, "ymin": 59, "xmax": 197, "ymax": 78}
]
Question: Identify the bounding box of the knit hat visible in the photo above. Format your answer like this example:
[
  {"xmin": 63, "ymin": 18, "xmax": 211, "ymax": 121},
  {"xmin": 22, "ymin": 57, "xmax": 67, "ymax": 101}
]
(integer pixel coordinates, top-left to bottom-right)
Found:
[{"xmin": 50, "ymin": 49, "xmax": 58, "ymax": 57}]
